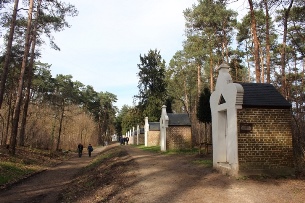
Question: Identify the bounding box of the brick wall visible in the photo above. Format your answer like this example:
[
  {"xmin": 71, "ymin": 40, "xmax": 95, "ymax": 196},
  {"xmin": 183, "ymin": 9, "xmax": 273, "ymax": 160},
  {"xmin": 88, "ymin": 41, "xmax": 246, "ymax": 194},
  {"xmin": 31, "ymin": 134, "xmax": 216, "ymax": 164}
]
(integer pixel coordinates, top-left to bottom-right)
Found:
[
  {"xmin": 166, "ymin": 126, "xmax": 192, "ymax": 150},
  {"xmin": 129, "ymin": 136, "xmax": 135, "ymax": 145},
  {"xmin": 237, "ymin": 108, "xmax": 294, "ymax": 171},
  {"xmin": 147, "ymin": 131, "xmax": 160, "ymax": 146}
]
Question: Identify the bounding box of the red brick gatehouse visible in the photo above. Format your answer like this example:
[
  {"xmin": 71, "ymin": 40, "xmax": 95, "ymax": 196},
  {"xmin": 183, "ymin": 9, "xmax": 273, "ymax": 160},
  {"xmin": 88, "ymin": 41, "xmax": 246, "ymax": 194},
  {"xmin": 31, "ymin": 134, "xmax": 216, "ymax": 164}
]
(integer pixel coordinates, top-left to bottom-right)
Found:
[{"xmin": 211, "ymin": 63, "xmax": 294, "ymax": 176}]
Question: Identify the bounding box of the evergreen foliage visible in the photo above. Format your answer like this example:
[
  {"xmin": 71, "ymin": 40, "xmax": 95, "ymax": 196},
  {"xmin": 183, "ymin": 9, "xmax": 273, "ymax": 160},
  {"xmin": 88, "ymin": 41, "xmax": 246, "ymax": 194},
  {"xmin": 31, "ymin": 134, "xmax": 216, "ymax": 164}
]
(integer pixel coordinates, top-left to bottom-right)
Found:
[
  {"xmin": 135, "ymin": 49, "xmax": 167, "ymax": 121},
  {"xmin": 196, "ymin": 87, "xmax": 211, "ymax": 124}
]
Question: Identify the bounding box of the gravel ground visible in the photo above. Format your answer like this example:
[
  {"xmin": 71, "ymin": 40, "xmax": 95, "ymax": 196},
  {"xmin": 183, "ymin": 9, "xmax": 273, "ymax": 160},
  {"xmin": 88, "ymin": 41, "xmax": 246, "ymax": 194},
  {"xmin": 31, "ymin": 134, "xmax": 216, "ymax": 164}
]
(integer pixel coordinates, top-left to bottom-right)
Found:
[
  {"xmin": 117, "ymin": 145, "xmax": 305, "ymax": 203},
  {"xmin": 1, "ymin": 143, "xmax": 304, "ymax": 203},
  {"xmin": 0, "ymin": 145, "xmax": 108, "ymax": 203}
]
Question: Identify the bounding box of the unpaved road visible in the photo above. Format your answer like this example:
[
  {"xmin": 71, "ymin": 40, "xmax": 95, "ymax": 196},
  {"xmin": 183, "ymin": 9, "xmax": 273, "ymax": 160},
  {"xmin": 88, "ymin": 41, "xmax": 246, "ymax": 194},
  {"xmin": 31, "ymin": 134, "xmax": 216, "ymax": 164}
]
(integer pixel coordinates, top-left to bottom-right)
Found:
[
  {"xmin": 1, "ymin": 143, "xmax": 305, "ymax": 203},
  {"xmin": 0, "ymin": 145, "xmax": 109, "ymax": 203},
  {"xmin": 119, "ymin": 146, "xmax": 305, "ymax": 203}
]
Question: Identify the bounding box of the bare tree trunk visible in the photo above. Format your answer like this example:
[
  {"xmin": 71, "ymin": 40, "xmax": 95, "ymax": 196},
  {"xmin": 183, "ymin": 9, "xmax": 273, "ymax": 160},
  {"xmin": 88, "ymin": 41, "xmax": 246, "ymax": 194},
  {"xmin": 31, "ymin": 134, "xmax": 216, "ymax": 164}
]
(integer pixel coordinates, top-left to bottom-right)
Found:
[
  {"xmin": 294, "ymin": 53, "xmax": 298, "ymax": 116},
  {"xmin": 248, "ymin": 0, "xmax": 261, "ymax": 83},
  {"xmin": 4, "ymin": 94, "xmax": 13, "ymax": 146},
  {"xmin": 19, "ymin": 104, "xmax": 27, "ymax": 146},
  {"xmin": 183, "ymin": 80, "xmax": 189, "ymax": 113},
  {"xmin": 0, "ymin": 0, "xmax": 19, "ymax": 109},
  {"xmin": 209, "ymin": 52, "xmax": 214, "ymax": 91},
  {"xmin": 287, "ymin": 59, "xmax": 291, "ymax": 101},
  {"xmin": 56, "ymin": 105, "xmax": 65, "ymax": 151},
  {"xmin": 246, "ymin": 40, "xmax": 251, "ymax": 82},
  {"xmin": 197, "ymin": 63, "xmax": 201, "ymax": 128},
  {"xmin": 235, "ymin": 60, "xmax": 238, "ymax": 80},
  {"xmin": 280, "ymin": 0, "xmax": 294, "ymax": 97},
  {"xmin": 301, "ymin": 57, "xmax": 305, "ymax": 109},
  {"xmin": 1, "ymin": 98, "xmax": 10, "ymax": 146},
  {"xmin": 264, "ymin": 0, "xmax": 271, "ymax": 83},
  {"xmin": 222, "ymin": 19, "xmax": 229, "ymax": 63},
  {"xmin": 0, "ymin": 114, "xmax": 4, "ymax": 145},
  {"xmin": 10, "ymin": 0, "xmax": 34, "ymax": 155},
  {"xmin": 100, "ymin": 110, "xmax": 109, "ymax": 145},
  {"xmin": 97, "ymin": 116, "xmax": 103, "ymax": 145},
  {"xmin": 260, "ymin": 46, "xmax": 265, "ymax": 83},
  {"xmin": 197, "ymin": 64, "xmax": 201, "ymax": 98},
  {"xmin": 204, "ymin": 122, "xmax": 209, "ymax": 155},
  {"xmin": 198, "ymin": 123, "xmax": 202, "ymax": 155},
  {"xmin": 19, "ymin": 0, "xmax": 42, "ymax": 146}
]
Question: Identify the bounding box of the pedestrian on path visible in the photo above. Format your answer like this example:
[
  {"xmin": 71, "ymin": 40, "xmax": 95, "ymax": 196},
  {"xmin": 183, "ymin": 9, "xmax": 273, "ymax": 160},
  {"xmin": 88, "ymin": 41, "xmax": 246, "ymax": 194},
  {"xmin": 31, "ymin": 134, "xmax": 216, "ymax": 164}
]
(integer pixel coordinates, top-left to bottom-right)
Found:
[
  {"xmin": 87, "ymin": 144, "xmax": 93, "ymax": 157},
  {"xmin": 77, "ymin": 143, "xmax": 83, "ymax": 157}
]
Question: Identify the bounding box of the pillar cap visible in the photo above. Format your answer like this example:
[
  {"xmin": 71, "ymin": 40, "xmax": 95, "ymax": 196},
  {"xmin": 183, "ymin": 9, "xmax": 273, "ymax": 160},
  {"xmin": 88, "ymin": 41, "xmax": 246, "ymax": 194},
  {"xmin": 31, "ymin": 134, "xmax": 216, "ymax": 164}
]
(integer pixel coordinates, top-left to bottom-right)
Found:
[{"xmin": 216, "ymin": 62, "xmax": 230, "ymax": 71}]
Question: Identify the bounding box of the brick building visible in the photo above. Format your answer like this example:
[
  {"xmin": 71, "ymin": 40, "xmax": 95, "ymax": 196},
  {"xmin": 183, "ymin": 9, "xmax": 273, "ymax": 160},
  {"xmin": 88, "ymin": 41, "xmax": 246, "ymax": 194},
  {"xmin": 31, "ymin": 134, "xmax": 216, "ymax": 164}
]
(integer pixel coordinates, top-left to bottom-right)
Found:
[
  {"xmin": 132, "ymin": 125, "xmax": 145, "ymax": 145},
  {"xmin": 210, "ymin": 63, "xmax": 294, "ymax": 176},
  {"xmin": 138, "ymin": 127, "xmax": 145, "ymax": 145},
  {"xmin": 144, "ymin": 117, "xmax": 160, "ymax": 147},
  {"xmin": 160, "ymin": 105, "xmax": 192, "ymax": 151}
]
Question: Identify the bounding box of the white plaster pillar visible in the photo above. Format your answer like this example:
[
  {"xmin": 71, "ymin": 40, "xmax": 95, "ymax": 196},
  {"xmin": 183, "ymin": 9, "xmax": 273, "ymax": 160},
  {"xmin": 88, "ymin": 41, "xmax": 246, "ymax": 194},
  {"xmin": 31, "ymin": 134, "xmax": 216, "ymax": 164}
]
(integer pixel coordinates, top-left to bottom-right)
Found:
[
  {"xmin": 144, "ymin": 117, "xmax": 149, "ymax": 147},
  {"xmin": 223, "ymin": 83, "xmax": 243, "ymax": 172},
  {"xmin": 132, "ymin": 126, "xmax": 135, "ymax": 145},
  {"xmin": 210, "ymin": 92, "xmax": 221, "ymax": 166},
  {"xmin": 210, "ymin": 62, "xmax": 244, "ymax": 175},
  {"xmin": 137, "ymin": 124, "xmax": 139, "ymax": 145},
  {"xmin": 160, "ymin": 105, "xmax": 169, "ymax": 152}
]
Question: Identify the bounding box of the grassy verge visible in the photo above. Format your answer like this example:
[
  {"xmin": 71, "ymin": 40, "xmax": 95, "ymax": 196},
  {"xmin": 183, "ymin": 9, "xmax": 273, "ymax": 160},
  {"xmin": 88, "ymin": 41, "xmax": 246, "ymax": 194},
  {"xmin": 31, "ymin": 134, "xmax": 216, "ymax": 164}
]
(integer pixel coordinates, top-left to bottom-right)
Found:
[
  {"xmin": 192, "ymin": 159, "xmax": 213, "ymax": 167},
  {"xmin": 134, "ymin": 144, "xmax": 213, "ymax": 168},
  {"xmin": 0, "ymin": 146, "xmax": 73, "ymax": 188},
  {"xmin": 0, "ymin": 162, "xmax": 38, "ymax": 185},
  {"xmin": 58, "ymin": 146, "xmax": 133, "ymax": 203},
  {"xmin": 135, "ymin": 145, "xmax": 161, "ymax": 153},
  {"xmin": 135, "ymin": 144, "xmax": 201, "ymax": 155}
]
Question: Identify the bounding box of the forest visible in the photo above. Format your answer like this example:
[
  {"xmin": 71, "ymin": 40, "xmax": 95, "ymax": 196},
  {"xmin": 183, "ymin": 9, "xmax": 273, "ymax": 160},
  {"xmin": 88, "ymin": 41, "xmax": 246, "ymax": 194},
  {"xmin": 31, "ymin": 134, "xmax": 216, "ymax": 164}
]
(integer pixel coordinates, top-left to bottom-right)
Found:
[{"xmin": 0, "ymin": 0, "xmax": 304, "ymax": 173}]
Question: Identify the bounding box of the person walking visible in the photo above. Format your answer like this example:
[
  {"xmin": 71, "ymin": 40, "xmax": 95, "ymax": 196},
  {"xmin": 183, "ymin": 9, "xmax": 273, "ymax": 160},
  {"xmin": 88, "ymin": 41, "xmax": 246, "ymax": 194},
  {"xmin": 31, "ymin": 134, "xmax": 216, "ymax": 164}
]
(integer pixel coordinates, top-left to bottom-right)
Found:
[
  {"xmin": 87, "ymin": 144, "xmax": 93, "ymax": 157},
  {"xmin": 77, "ymin": 143, "xmax": 83, "ymax": 157}
]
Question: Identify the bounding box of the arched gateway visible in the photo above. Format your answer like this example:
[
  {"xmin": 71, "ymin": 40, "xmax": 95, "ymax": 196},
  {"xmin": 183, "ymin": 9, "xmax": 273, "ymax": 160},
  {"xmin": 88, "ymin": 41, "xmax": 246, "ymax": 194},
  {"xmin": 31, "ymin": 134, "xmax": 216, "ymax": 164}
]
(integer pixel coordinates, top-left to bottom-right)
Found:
[{"xmin": 210, "ymin": 63, "xmax": 294, "ymax": 176}]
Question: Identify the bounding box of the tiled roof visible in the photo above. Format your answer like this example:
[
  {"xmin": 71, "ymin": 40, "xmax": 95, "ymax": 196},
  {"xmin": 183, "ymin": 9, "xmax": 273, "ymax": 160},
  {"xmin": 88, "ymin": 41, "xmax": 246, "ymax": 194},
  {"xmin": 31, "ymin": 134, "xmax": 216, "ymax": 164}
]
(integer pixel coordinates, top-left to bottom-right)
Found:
[
  {"xmin": 168, "ymin": 113, "xmax": 191, "ymax": 126},
  {"xmin": 149, "ymin": 122, "xmax": 160, "ymax": 131},
  {"xmin": 238, "ymin": 83, "xmax": 291, "ymax": 108}
]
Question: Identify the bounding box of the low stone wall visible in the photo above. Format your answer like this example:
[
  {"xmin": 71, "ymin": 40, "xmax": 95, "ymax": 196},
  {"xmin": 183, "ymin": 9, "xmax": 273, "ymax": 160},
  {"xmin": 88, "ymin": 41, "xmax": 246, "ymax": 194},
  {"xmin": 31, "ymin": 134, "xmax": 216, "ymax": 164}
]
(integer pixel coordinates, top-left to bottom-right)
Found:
[
  {"xmin": 166, "ymin": 126, "xmax": 192, "ymax": 150},
  {"xmin": 237, "ymin": 108, "xmax": 294, "ymax": 172}
]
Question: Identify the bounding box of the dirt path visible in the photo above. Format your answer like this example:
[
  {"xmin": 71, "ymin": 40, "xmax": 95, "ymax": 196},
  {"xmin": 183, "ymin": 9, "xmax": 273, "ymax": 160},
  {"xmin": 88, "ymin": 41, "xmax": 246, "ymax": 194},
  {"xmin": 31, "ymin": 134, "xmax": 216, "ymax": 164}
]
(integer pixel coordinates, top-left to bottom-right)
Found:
[
  {"xmin": 0, "ymin": 145, "xmax": 112, "ymax": 203},
  {"xmin": 115, "ymin": 145, "xmax": 305, "ymax": 203},
  {"xmin": 1, "ymin": 144, "xmax": 305, "ymax": 203}
]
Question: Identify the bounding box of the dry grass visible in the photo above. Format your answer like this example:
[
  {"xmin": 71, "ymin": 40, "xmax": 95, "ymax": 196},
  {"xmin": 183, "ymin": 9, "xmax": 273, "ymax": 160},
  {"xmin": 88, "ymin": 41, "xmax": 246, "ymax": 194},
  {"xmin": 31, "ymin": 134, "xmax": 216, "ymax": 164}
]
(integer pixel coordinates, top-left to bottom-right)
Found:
[
  {"xmin": 0, "ymin": 145, "xmax": 74, "ymax": 188},
  {"xmin": 58, "ymin": 146, "xmax": 136, "ymax": 203}
]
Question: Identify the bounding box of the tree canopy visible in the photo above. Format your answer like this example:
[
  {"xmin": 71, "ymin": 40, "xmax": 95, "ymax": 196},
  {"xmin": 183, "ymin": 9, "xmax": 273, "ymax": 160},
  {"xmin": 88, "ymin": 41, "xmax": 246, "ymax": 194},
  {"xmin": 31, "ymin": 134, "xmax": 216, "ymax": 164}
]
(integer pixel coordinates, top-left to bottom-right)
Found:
[{"xmin": 135, "ymin": 49, "xmax": 167, "ymax": 121}]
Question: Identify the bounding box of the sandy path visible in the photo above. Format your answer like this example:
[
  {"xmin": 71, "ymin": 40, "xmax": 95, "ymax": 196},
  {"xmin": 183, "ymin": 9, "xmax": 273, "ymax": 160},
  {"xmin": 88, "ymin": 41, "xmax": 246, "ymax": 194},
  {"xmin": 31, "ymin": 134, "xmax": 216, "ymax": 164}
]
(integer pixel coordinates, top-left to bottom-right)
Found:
[
  {"xmin": 1, "ymin": 144, "xmax": 305, "ymax": 203},
  {"xmin": 0, "ymin": 145, "xmax": 111, "ymax": 203},
  {"xmin": 120, "ymin": 145, "xmax": 305, "ymax": 203}
]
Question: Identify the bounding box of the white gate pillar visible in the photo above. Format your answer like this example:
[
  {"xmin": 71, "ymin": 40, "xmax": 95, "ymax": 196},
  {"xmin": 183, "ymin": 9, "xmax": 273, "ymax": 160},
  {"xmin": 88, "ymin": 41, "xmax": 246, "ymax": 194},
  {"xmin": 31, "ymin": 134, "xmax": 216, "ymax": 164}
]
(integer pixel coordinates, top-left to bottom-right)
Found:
[
  {"xmin": 160, "ymin": 105, "xmax": 169, "ymax": 152},
  {"xmin": 144, "ymin": 117, "xmax": 149, "ymax": 147}
]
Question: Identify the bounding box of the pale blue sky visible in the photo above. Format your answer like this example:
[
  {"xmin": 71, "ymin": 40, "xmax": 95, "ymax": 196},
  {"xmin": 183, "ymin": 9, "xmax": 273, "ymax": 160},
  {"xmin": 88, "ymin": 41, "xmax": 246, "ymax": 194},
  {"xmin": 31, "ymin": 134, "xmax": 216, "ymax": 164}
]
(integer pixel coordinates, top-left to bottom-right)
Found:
[
  {"xmin": 40, "ymin": 0, "xmax": 247, "ymax": 110},
  {"xmin": 39, "ymin": 0, "xmax": 198, "ymax": 110}
]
